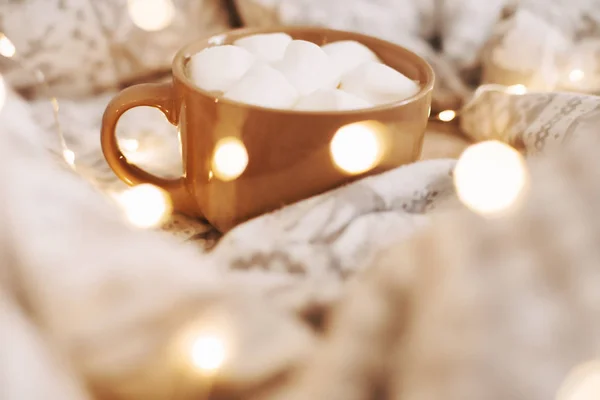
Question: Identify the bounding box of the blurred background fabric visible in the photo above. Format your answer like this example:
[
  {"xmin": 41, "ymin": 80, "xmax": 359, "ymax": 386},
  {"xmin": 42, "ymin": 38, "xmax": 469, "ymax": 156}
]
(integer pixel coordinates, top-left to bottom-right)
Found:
[
  {"xmin": 0, "ymin": 0, "xmax": 230, "ymax": 97},
  {"xmin": 3, "ymin": 1, "xmax": 600, "ymax": 400}
]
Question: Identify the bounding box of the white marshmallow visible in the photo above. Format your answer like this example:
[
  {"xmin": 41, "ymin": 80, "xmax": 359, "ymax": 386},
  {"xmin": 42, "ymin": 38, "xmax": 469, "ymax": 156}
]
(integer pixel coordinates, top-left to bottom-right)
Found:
[
  {"xmin": 187, "ymin": 45, "xmax": 255, "ymax": 93},
  {"xmin": 295, "ymin": 89, "xmax": 372, "ymax": 111},
  {"xmin": 275, "ymin": 40, "xmax": 341, "ymax": 96},
  {"xmin": 223, "ymin": 64, "xmax": 299, "ymax": 109},
  {"xmin": 234, "ymin": 33, "xmax": 293, "ymax": 63},
  {"xmin": 341, "ymin": 62, "xmax": 420, "ymax": 105},
  {"xmin": 321, "ymin": 40, "xmax": 381, "ymax": 77}
]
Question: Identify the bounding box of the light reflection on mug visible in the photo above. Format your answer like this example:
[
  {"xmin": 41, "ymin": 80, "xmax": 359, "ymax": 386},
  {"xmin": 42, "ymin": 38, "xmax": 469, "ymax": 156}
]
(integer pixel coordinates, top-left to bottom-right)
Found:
[
  {"xmin": 330, "ymin": 121, "xmax": 385, "ymax": 175},
  {"xmin": 211, "ymin": 137, "xmax": 248, "ymax": 181}
]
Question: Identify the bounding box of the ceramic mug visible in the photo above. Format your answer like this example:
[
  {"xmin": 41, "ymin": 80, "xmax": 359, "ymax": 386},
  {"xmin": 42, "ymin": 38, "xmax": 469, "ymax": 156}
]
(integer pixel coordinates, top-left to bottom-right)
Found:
[{"xmin": 101, "ymin": 26, "xmax": 434, "ymax": 232}]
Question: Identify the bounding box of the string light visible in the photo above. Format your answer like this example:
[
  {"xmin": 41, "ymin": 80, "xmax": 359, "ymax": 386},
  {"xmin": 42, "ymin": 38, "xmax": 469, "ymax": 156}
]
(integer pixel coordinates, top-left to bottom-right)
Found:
[
  {"xmin": 438, "ymin": 109, "xmax": 456, "ymax": 122},
  {"xmin": 330, "ymin": 121, "xmax": 384, "ymax": 175},
  {"xmin": 0, "ymin": 33, "xmax": 15, "ymax": 58},
  {"xmin": 557, "ymin": 361, "xmax": 600, "ymax": 400},
  {"xmin": 432, "ymin": 84, "xmax": 530, "ymax": 125},
  {"xmin": 190, "ymin": 333, "xmax": 227, "ymax": 372},
  {"xmin": 453, "ymin": 140, "xmax": 528, "ymax": 215},
  {"xmin": 127, "ymin": 0, "xmax": 175, "ymax": 32},
  {"xmin": 569, "ymin": 69, "xmax": 585, "ymax": 83},
  {"xmin": 113, "ymin": 184, "xmax": 172, "ymax": 228},
  {"xmin": 173, "ymin": 311, "xmax": 233, "ymax": 377},
  {"xmin": 62, "ymin": 149, "xmax": 75, "ymax": 167},
  {"xmin": 211, "ymin": 137, "xmax": 249, "ymax": 181},
  {"xmin": 505, "ymin": 84, "xmax": 527, "ymax": 95},
  {"xmin": 119, "ymin": 138, "xmax": 140, "ymax": 152}
]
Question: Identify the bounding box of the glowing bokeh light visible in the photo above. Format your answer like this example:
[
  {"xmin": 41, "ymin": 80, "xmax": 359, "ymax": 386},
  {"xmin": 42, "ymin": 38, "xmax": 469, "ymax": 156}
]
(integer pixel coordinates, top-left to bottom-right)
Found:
[
  {"xmin": 453, "ymin": 140, "xmax": 527, "ymax": 215},
  {"xmin": 115, "ymin": 184, "xmax": 172, "ymax": 228},
  {"xmin": 127, "ymin": 0, "xmax": 175, "ymax": 32},
  {"xmin": 569, "ymin": 69, "xmax": 585, "ymax": 83},
  {"xmin": 212, "ymin": 137, "xmax": 248, "ymax": 181},
  {"xmin": 120, "ymin": 138, "xmax": 140, "ymax": 152},
  {"xmin": 330, "ymin": 121, "xmax": 383, "ymax": 175},
  {"xmin": 557, "ymin": 361, "xmax": 600, "ymax": 400},
  {"xmin": 438, "ymin": 110, "xmax": 456, "ymax": 122},
  {"xmin": 506, "ymin": 84, "xmax": 527, "ymax": 95},
  {"xmin": 63, "ymin": 149, "xmax": 75, "ymax": 167},
  {"xmin": 190, "ymin": 333, "xmax": 227, "ymax": 372},
  {"xmin": 0, "ymin": 33, "xmax": 15, "ymax": 58}
]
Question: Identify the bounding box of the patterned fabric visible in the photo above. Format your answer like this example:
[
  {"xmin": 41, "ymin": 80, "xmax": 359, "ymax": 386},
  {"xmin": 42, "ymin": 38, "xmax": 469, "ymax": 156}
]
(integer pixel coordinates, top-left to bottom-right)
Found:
[
  {"xmin": 26, "ymin": 84, "xmax": 600, "ymax": 316},
  {"xmin": 4, "ymin": 1, "xmax": 600, "ymax": 399},
  {"xmin": 482, "ymin": 0, "xmax": 600, "ymax": 92},
  {"xmin": 0, "ymin": 0, "xmax": 230, "ymax": 97},
  {"xmin": 3, "ymin": 84, "xmax": 600, "ymax": 400}
]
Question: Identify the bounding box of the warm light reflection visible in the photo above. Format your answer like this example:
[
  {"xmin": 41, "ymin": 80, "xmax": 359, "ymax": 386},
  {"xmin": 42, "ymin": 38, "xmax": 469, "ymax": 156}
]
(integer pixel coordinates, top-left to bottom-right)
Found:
[
  {"xmin": 174, "ymin": 311, "xmax": 233, "ymax": 376},
  {"xmin": 506, "ymin": 84, "xmax": 527, "ymax": 95},
  {"xmin": 330, "ymin": 121, "xmax": 384, "ymax": 175},
  {"xmin": 191, "ymin": 333, "xmax": 227, "ymax": 372},
  {"xmin": 127, "ymin": 0, "xmax": 175, "ymax": 32},
  {"xmin": 120, "ymin": 138, "xmax": 140, "ymax": 152},
  {"xmin": 438, "ymin": 110, "xmax": 456, "ymax": 122},
  {"xmin": 569, "ymin": 69, "xmax": 585, "ymax": 83},
  {"xmin": 114, "ymin": 184, "xmax": 172, "ymax": 228},
  {"xmin": 212, "ymin": 137, "xmax": 248, "ymax": 181},
  {"xmin": 63, "ymin": 149, "xmax": 75, "ymax": 167},
  {"xmin": 557, "ymin": 361, "xmax": 600, "ymax": 400},
  {"xmin": 453, "ymin": 140, "xmax": 527, "ymax": 215},
  {"xmin": 0, "ymin": 33, "xmax": 15, "ymax": 58}
]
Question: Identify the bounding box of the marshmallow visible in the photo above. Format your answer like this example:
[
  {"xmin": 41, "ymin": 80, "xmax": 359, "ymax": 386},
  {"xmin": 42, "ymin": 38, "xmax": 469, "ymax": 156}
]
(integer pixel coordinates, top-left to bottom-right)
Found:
[
  {"xmin": 223, "ymin": 64, "xmax": 299, "ymax": 109},
  {"xmin": 341, "ymin": 62, "xmax": 420, "ymax": 105},
  {"xmin": 187, "ymin": 45, "xmax": 255, "ymax": 93},
  {"xmin": 322, "ymin": 40, "xmax": 381, "ymax": 76},
  {"xmin": 295, "ymin": 89, "xmax": 372, "ymax": 111},
  {"xmin": 234, "ymin": 33, "xmax": 293, "ymax": 63},
  {"xmin": 276, "ymin": 40, "xmax": 341, "ymax": 96}
]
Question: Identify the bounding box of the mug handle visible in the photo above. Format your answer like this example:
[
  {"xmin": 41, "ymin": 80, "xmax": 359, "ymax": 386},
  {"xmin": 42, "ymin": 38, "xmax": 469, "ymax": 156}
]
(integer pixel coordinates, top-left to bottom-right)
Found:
[{"xmin": 101, "ymin": 82, "xmax": 197, "ymax": 215}]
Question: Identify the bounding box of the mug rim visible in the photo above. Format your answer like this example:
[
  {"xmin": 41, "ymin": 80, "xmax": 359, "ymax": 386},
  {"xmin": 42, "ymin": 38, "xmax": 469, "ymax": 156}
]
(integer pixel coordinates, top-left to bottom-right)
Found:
[{"xmin": 172, "ymin": 26, "xmax": 435, "ymax": 116}]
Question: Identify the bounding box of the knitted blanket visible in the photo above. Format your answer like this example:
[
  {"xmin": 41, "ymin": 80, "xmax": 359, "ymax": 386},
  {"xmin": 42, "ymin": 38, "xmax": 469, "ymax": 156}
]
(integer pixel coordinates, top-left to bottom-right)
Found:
[
  {"xmin": 3, "ymin": 79, "xmax": 600, "ymax": 400},
  {"xmin": 3, "ymin": 1, "xmax": 600, "ymax": 399}
]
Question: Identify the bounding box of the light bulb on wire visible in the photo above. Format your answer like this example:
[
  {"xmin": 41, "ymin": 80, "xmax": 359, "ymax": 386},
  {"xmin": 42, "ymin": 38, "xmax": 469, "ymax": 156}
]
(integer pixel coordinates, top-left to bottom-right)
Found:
[
  {"xmin": 113, "ymin": 184, "xmax": 172, "ymax": 228},
  {"xmin": 438, "ymin": 110, "xmax": 456, "ymax": 122},
  {"xmin": 63, "ymin": 149, "xmax": 75, "ymax": 167},
  {"xmin": 190, "ymin": 333, "xmax": 227, "ymax": 372},
  {"xmin": 0, "ymin": 33, "xmax": 15, "ymax": 58},
  {"xmin": 569, "ymin": 69, "xmax": 585, "ymax": 83},
  {"xmin": 127, "ymin": 0, "xmax": 175, "ymax": 32},
  {"xmin": 558, "ymin": 361, "xmax": 600, "ymax": 400},
  {"xmin": 453, "ymin": 140, "xmax": 528, "ymax": 216},
  {"xmin": 120, "ymin": 138, "xmax": 140, "ymax": 152},
  {"xmin": 173, "ymin": 312, "xmax": 233, "ymax": 377},
  {"xmin": 505, "ymin": 84, "xmax": 527, "ymax": 95}
]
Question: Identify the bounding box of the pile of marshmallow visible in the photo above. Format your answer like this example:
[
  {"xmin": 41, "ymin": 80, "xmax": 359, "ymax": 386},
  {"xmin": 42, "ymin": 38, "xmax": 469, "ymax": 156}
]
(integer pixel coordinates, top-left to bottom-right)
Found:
[{"xmin": 187, "ymin": 33, "xmax": 420, "ymax": 111}]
